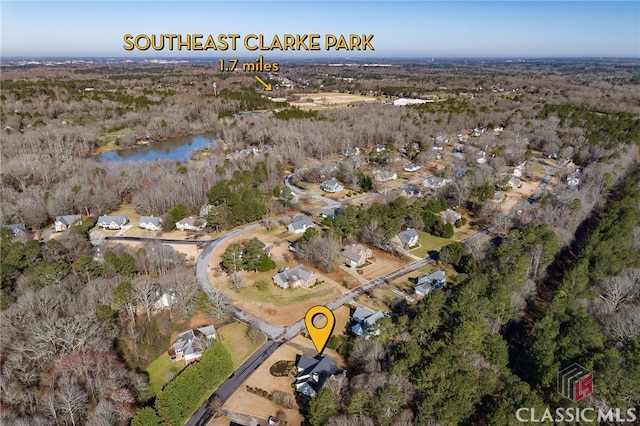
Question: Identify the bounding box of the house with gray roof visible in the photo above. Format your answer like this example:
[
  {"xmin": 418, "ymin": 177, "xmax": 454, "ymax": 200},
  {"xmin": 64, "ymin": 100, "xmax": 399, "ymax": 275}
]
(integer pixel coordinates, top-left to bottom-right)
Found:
[
  {"xmin": 350, "ymin": 306, "xmax": 389, "ymax": 337},
  {"xmin": 97, "ymin": 215, "xmax": 128, "ymax": 230},
  {"xmin": 373, "ymin": 170, "xmax": 398, "ymax": 182},
  {"xmin": 320, "ymin": 178, "xmax": 344, "ymax": 193},
  {"xmin": 403, "ymin": 163, "xmax": 421, "ymax": 172},
  {"xmin": 54, "ymin": 215, "xmax": 82, "ymax": 232},
  {"xmin": 414, "ymin": 269, "xmax": 446, "ymax": 297},
  {"xmin": 394, "ymin": 228, "xmax": 419, "ymax": 248},
  {"xmin": 341, "ymin": 244, "xmax": 372, "ymax": 267},
  {"xmin": 2, "ymin": 223, "xmax": 28, "ymax": 238},
  {"xmin": 139, "ymin": 216, "xmax": 162, "ymax": 231},
  {"xmin": 288, "ymin": 217, "xmax": 315, "ymax": 234},
  {"xmin": 422, "ymin": 176, "xmax": 452, "ymax": 189},
  {"xmin": 176, "ymin": 217, "xmax": 206, "ymax": 231},
  {"xmin": 273, "ymin": 264, "xmax": 316, "ymax": 288},
  {"xmin": 169, "ymin": 325, "xmax": 216, "ymax": 365},
  {"xmin": 294, "ymin": 354, "xmax": 345, "ymax": 397}
]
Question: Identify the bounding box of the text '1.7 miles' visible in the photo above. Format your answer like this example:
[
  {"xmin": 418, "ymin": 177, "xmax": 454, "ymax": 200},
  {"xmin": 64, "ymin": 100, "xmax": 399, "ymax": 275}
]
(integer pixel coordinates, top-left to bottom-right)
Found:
[{"xmin": 219, "ymin": 56, "xmax": 279, "ymax": 72}]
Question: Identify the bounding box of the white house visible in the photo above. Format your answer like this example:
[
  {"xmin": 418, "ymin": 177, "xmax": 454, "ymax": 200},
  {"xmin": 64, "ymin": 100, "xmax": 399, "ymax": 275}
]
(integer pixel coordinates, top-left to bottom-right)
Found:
[
  {"xmin": 97, "ymin": 215, "xmax": 128, "ymax": 230},
  {"xmin": 395, "ymin": 228, "xmax": 419, "ymax": 248},
  {"xmin": 273, "ymin": 265, "xmax": 317, "ymax": 289},
  {"xmin": 341, "ymin": 244, "xmax": 372, "ymax": 267},
  {"xmin": 320, "ymin": 178, "xmax": 344, "ymax": 193},
  {"xmin": 176, "ymin": 217, "xmax": 206, "ymax": 231},
  {"xmin": 373, "ymin": 170, "xmax": 398, "ymax": 182},
  {"xmin": 403, "ymin": 163, "xmax": 421, "ymax": 172},
  {"xmin": 414, "ymin": 270, "xmax": 446, "ymax": 297},
  {"xmin": 440, "ymin": 209, "xmax": 462, "ymax": 224},
  {"xmin": 288, "ymin": 217, "xmax": 315, "ymax": 234},
  {"xmin": 169, "ymin": 325, "xmax": 216, "ymax": 365},
  {"xmin": 139, "ymin": 216, "xmax": 162, "ymax": 231},
  {"xmin": 422, "ymin": 176, "xmax": 452, "ymax": 189},
  {"xmin": 54, "ymin": 215, "xmax": 82, "ymax": 232}
]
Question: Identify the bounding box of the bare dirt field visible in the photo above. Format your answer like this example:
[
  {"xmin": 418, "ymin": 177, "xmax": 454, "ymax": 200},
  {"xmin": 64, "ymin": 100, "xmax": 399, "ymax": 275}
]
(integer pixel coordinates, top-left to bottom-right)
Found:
[
  {"xmin": 288, "ymin": 92, "xmax": 379, "ymax": 110},
  {"xmin": 223, "ymin": 335, "xmax": 345, "ymax": 425}
]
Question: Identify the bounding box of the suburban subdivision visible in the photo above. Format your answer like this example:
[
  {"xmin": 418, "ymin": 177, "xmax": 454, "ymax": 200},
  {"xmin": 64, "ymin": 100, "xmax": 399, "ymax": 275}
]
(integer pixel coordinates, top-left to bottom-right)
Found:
[{"xmin": 1, "ymin": 55, "xmax": 639, "ymax": 426}]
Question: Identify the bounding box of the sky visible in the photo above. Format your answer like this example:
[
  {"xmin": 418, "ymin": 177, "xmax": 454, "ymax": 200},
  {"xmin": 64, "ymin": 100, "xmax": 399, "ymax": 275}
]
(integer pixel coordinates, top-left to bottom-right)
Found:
[{"xmin": 1, "ymin": 1, "xmax": 638, "ymax": 58}]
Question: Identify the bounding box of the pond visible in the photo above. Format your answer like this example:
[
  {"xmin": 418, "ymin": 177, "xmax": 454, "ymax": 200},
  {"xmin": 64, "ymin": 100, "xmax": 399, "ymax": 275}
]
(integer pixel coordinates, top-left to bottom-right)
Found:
[{"xmin": 97, "ymin": 133, "xmax": 217, "ymax": 162}]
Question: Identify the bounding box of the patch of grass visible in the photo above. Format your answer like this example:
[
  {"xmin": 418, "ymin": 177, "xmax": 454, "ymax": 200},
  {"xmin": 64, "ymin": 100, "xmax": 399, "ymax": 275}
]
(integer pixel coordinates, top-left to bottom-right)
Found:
[
  {"xmin": 145, "ymin": 353, "xmax": 185, "ymax": 396},
  {"xmin": 218, "ymin": 322, "xmax": 266, "ymax": 368},
  {"xmin": 410, "ymin": 230, "xmax": 452, "ymax": 258}
]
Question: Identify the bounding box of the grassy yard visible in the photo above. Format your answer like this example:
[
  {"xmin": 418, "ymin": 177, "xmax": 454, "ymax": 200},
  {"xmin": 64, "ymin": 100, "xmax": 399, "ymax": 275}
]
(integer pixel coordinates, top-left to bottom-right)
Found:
[
  {"xmin": 237, "ymin": 278, "xmax": 340, "ymax": 307},
  {"xmin": 145, "ymin": 353, "xmax": 185, "ymax": 396},
  {"xmin": 218, "ymin": 322, "xmax": 266, "ymax": 368},
  {"xmin": 410, "ymin": 230, "xmax": 452, "ymax": 258}
]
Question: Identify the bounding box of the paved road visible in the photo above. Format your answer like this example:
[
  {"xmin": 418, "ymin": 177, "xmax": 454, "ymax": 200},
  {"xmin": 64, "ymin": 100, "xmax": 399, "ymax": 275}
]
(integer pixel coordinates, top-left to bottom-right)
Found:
[{"xmin": 185, "ymin": 339, "xmax": 281, "ymax": 426}]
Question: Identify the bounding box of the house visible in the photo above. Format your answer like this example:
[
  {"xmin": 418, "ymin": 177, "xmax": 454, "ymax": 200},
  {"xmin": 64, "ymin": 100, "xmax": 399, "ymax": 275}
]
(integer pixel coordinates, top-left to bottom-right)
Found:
[
  {"xmin": 403, "ymin": 163, "xmax": 421, "ymax": 172},
  {"xmin": 320, "ymin": 178, "xmax": 344, "ymax": 193},
  {"xmin": 350, "ymin": 306, "xmax": 389, "ymax": 337},
  {"xmin": 176, "ymin": 217, "xmax": 206, "ymax": 231},
  {"xmin": 96, "ymin": 215, "xmax": 128, "ymax": 230},
  {"xmin": 139, "ymin": 216, "xmax": 162, "ymax": 231},
  {"xmin": 342, "ymin": 147, "xmax": 360, "ymax": 157},
  {"xmin": 414, "ymin": 270, "xmax": 446, "ymax": 297},
  {"xmin": 321, "ymin": 206, "xmax": 343, "ymax": 220},
  {"xmin": 54, "ymin": 215, "xmax": 82, "ymax": 232},
  {"xmin": 513, "ymin": 161, "xmax": 526, "ymax": 177},
  {"xmin": 273, "ymin": 265, "xmax": 316, "ymax": 289},
  {"xmin": 288, "ymin": 217, "xmax": 315, "ymax": 234},
  {"xmin": 567, "ymin": 169, "xmax": 582, "ymax": 187},
  {"xmin": 401, "ymin": 186, "xmax": 422, "ymax": 198},
  {"xmin": 508, "ymin": 176, "xmax": 522, "ymax": 189},
  {"xmin": 2, "ymin": 223, "xmax": 28, "ymax": 238},
  {"xmin": 395, "ymin": 228, "xmax": 419, "ymax": 248},
  {"xmin": 169, "ymin": 325, "xmax": 216, "ymax": 365},
  {"xmin": 294, "ymin": 354, "xmax": 345, "ymax": 397},
  {"xmin": 374, "ymin": 144, "xmax": 387, "ymax": 153},
  {"xmin": 422, "ymin": 176, "xmax": 452, "ymax": 189},
  {"xmin": 153, "ymin": 290, "xmax": 177, "ymax": 311},
  {"xmin": 341, "ymin": 244, "xmax": 372, "ymax": 267},
  {"xmin": 373, "ymin": 170, "xmax": 397, "ymax": 182},
  {"xmin": 440, "ymin": 209, "xmax": 462, "ymax": 224}
]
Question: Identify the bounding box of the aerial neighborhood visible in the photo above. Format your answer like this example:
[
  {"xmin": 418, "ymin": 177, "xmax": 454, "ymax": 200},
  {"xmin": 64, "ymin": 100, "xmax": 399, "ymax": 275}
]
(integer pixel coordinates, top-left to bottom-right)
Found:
[{"xmin": 1, "ymin": 39, "xmax": 638, "ymax": 426}]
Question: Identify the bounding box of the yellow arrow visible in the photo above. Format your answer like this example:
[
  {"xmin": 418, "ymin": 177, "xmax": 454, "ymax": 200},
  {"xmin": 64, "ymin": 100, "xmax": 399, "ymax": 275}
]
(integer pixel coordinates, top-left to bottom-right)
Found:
[{"xmin": 254, "ymin": 76, "xmax": 272, "ymax": 91}]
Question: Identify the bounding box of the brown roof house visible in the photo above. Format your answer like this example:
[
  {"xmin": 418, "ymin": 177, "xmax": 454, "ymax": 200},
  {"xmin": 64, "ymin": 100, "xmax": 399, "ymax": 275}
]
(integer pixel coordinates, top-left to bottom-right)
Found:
[{"xmin": 273, "ymin": 265, "xmax": 316, "ymax": 289}]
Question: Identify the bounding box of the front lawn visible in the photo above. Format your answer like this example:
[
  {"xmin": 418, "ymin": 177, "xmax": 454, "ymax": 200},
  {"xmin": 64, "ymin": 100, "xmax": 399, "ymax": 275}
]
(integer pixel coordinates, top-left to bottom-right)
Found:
[
  {"xmin": 145, "ymin": 353, "xmax": 185, "ymax": 396},
  {"xmin": 410, "ymin": 230, "xmax": 452, "ymax": 258},
  {"xmin": 218, "ymin": 322, "xmax": 266, "ymax": 367}
]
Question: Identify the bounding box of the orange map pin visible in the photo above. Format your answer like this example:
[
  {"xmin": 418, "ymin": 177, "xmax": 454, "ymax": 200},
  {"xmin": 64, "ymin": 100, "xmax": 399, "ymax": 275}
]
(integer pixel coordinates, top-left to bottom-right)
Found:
[{"xmin": 304, "ymin": 305, "xmax": 335, "ymax": 354}]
